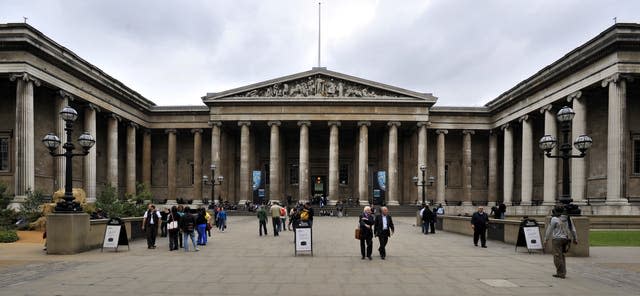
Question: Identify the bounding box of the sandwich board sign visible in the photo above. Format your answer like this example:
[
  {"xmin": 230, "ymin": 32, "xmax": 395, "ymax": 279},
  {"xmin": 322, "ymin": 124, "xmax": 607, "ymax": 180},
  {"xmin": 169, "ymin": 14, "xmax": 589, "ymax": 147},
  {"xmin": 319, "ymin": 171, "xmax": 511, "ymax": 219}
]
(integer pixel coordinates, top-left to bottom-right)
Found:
[
  {"xmin": 294, "ymin": 221, "xmax": 313, "ymax": 256},
  {"xmin": 102, "ymin": 218, "xmax": 130, "ymax": 252}
]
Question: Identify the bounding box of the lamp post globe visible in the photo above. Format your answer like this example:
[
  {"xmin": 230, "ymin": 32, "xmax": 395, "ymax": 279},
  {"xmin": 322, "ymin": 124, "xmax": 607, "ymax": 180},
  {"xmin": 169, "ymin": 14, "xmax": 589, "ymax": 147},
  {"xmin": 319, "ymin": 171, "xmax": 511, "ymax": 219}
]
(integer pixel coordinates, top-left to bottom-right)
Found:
[{"xmin": 60, "ymin": 106, "xmax": 79, "ymax": 122}]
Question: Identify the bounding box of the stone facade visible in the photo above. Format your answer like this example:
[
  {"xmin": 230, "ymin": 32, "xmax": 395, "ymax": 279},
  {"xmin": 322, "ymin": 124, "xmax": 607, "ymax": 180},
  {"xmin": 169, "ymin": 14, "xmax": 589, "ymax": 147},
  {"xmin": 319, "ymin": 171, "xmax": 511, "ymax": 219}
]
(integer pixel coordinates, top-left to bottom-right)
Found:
[{"xmin": 0, "ymin": 23, "xmax": 639, "ymax": 214}]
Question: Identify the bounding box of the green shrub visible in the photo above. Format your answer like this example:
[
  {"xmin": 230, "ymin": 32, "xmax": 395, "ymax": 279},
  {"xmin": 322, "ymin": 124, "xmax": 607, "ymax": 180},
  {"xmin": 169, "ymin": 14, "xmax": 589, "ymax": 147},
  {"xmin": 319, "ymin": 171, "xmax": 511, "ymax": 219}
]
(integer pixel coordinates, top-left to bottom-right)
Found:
[
  {"xmin": 0, "ymin": 182, "xmax": 10, "ymax": 209},
  {"xmin": 0, "ymin": 209, "xmax": 17, "ymax": 228},
  {"xmin": 95, "ymin": 184, "xmax": 145, "ymax": 218},
  {"xmin": 20, "ymin": 189, "xmax": 45, "ymax": 223},
  {"xmin": 0, "ymin": 229, "xmax": 18, "ymax": 243}
]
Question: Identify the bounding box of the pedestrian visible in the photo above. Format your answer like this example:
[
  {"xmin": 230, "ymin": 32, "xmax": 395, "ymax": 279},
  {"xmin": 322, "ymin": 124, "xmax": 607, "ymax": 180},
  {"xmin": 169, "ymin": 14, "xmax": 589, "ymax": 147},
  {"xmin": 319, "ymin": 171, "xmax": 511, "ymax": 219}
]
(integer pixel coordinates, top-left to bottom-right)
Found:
[
  {"xmin": 167, "ymin": 206, "xmax": 180, "ymax": 251},
  {"xmin": 498, "ymin": 202, "xmax": 507, "ymax": 219},
  {"xmin": 180, "ymin": 206, "xmax": 198, "ymax": 252},
  {"xmin": 421, "ymin": 204, "xmax": 434, "ymax": 235},
  {"xmin": 544, "ymin": 206, "xmax": 578, "ymax": 279},
  {"xmin": 270, "ymin": 202, "xmax": 282, "ymax": 236},
  {"xmin": 160, "ymin": 208, "xmax": 168, "ymax": 237},
  {"xmin": 217, "ymin": 207, "xmax": 227, "ymax": 232},
  {"xmin": 302, "ymin": 202, "xmax": 314, "ymax": 227},
  {"xmin": 280, "ymin": 205, "xmax": 287, "ymax": 232},
  {"xmin": 177, "ymin": 205, "xmax": 185, "ymax": 248},
  {"xmin": 205, "ymin": 210, "xmax": 213, "ymax": 237},
  {"xmin": 142, "ymin": 204, "xmax": 161, "ymax": 249},
  {"xmin": 470, "ymin": 206, "xmax": 489, "ymax": 248},
  {"xmin": 288, "ymin": 207, "xmax": 296, "ymax": 230},
  {"xmin": 336, "ymin": 201, "xmax": 344, "ymax": 218},
  {"xmin": 374, "ymin": 206, "xmax": 395, "ymax": 260},
  {"xmin": 196, "ymin": 208, "xmax": 208, "ymax": 246},
  {"xmin": 358, "ymin": 206, "xmax": 375, "ymax": 260},
  {"xmin": 257, "ymin": 205, "xmax": 268, "ymax": 236}
]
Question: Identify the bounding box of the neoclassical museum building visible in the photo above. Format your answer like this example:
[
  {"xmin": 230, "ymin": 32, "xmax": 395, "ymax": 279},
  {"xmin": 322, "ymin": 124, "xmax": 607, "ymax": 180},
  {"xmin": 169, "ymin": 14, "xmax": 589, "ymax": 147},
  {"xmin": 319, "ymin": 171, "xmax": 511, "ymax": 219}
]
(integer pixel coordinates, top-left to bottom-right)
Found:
[{"xmin": 1, "ymin": 23, "xmax": 639, "ymax": 215}]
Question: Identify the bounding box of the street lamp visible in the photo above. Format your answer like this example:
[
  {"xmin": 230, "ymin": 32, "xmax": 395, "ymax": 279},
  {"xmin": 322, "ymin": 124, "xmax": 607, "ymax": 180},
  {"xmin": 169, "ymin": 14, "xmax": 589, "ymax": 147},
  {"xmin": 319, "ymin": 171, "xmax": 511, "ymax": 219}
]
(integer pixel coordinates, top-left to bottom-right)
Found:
[
  {"xmin": 539, "ymin": 106, "xmax": 592, "ymax": 215},
  {"xmin": 42, "ymin": 106, "xmax": 95, "ymax": 212},
  {"xmin": 203, "ymin": 164, "xmax": 224, "ymax": 204},
  {"xmin": 412, "ymin": 165, "xmax": 435, "ymax": 205}
]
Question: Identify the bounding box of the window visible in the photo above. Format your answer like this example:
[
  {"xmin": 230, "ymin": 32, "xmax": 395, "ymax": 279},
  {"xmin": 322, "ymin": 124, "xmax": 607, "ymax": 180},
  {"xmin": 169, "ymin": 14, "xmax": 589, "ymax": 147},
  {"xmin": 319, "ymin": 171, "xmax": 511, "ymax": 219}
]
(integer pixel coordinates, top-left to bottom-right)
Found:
[
  {"xmin": 339, "ymin": 164, "xmax": 349, "ymax": 184},
  {"xmin": 264, "ymin": 163, "xmax": 270, "ymax": 185},
  {"xmin": 634, "ymin": 137, "xmax": 640, "ymax": 175},
  {"xmin": 289, "ymin": 164, "xmax": 299, "ymax": 185},
  {"xmin": 189, "ymin": 163, "xmax": 195, "ymax": 185},
  {"xmin": 0, "ymin": 135, "xmax": 9, "ymax": 172},
  {"xmin": 444, "ymin": 164, "xmax": 449, "ymax": 187}
]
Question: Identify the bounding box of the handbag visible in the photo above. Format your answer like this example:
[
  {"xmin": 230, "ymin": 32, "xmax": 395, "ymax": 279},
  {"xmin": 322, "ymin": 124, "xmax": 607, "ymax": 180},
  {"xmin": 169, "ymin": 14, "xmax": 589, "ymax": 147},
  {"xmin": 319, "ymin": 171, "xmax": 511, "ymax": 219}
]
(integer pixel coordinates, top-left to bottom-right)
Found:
[
  {"xmin": 355, "ymin": 228, "xmax": 361, "ymax": 240},
  {"xmin": 167, "ymin": 221, "xmax": 178, "ymax": 230}
]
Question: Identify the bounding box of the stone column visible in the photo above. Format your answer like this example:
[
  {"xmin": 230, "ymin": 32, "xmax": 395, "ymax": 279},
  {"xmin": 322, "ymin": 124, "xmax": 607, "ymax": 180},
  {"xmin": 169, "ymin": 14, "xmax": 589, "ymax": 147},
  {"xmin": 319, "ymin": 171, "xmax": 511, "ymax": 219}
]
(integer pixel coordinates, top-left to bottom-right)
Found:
[
  {"xmin": 238, "ymin": 121, "xmax": 251, "ymax": 204},
  {"xmin": 540, "ymin": 105, "xmax": 558, "ymax": 205},
  {"xmin": 298, "ymin": 121, "xmax": 310, "ymax": 203},
  {"xmin": 268, "ymin": 121, "xmax": 281, "ymax": 203},
  {"xmin": 192, "ymin": 129, "xmax": 203, "ymax": 201},
  {"xmin": 106, "ymin": 114, "xmax": 120, "ymax": 193},
  {"xmin": 602, "ymin": 74, "xmax": 633, "ymax": 204},
  {"xmin": 328, "ymin": 121, "xmax": 341, "ymax": 204},
  {"xmin": 520, "ymin": 115, "xmax": 533, "ymax": 206},
  {"xmin": 387, "ymin": 122, "xmax": 401, "ymax": 206},
  {"xmin": 502, "ymin": 123, "xmax": 513, "ymax": 205},
  {"xmin": 357, "ymin": 121, "xmax": 370, "ymax": 205},
  {"xmin": 10, "ymin": 73, "xmax": 39, "ymax": 200},
  {"xmin": 210, "ymin": 121, "xmax": 222, "ymax": 203},
  {"xmin": 84, "ymin": 104, "xmax": 98, "ymax": 203},
  {"xmin": 462, "ymin": 130, "xmax": 474, "ymax": 206},
  {"xmin": 54, "ymin": 91, "xmax": 69, "ymax": 191},
  {"xmin": 417, "ymin": 122, "xmax": 429, "ymax": 204},
  {"xmin": 126, "ymin": 122, "xmax": 137, "ymax": 196},
  {"xmin": 141, "ymin": 130, "xmax": 151, "ymax": 187},
  {"xmin": 166, "ymin": 129, "xmax": 177, "ymax": 202},
  {"xmin": 435, "ymin": 129, "xmax": 447, "ymax": 204},
  {"xmin": 488, "ymin": 131, "xmax": 498, "ymax": 203},
  {"xmin": 568, "ymin": 91, "xmax": 588, "ymax": 204}
]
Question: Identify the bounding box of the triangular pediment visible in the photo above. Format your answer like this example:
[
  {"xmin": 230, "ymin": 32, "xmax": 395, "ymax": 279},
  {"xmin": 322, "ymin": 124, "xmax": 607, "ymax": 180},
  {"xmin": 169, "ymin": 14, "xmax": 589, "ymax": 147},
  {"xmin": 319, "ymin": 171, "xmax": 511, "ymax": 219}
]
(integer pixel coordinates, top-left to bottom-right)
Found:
[{"xmin": 203, "ymin": 68, "xmax": 436, "ymax": 102}]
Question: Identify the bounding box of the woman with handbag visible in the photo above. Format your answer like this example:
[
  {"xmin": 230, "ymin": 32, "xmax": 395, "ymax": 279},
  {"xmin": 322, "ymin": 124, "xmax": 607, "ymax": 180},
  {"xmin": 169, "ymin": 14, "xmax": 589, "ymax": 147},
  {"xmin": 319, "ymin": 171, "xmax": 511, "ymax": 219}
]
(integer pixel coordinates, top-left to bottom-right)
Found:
[
  {"xmin": 358, "ymin": 206, "xmax": 375, "ymax": 260},
  {"xmin": 167, "ymin": 206, "xmax": 180, "ymax": 251}
]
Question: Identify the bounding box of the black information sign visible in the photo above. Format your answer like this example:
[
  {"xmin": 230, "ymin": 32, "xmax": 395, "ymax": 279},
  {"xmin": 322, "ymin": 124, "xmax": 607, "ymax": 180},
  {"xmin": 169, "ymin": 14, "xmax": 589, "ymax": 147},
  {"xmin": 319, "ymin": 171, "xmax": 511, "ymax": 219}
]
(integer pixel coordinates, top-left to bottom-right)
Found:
[
  {"xmin": 515, "ymin": 218, "xmax": 543, "ymax": 254},
  {"xmin": 102, "ymin": 217, "xmax": 130, "ymax": 252}
]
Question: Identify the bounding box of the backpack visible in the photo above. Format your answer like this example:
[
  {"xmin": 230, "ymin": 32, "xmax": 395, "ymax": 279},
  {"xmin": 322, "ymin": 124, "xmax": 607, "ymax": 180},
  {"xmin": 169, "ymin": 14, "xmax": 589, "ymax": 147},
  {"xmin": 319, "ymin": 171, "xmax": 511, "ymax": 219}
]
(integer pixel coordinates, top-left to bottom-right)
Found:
[
  {"xmin": 300, "ymin": 209, "xmax": 309, "ymax": 221},
  {"xmin": 280, "ymin": 207, "xmax": 286, "ymax": 216}
]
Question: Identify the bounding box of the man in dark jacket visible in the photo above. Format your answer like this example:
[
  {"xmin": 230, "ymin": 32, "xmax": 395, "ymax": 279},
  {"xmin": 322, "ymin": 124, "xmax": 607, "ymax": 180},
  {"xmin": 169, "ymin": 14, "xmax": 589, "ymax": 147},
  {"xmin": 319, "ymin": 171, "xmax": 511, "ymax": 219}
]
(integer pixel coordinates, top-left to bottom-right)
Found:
[
  {"xmin": 421, "ymin": 205, "xmax": 434, "ymax": 235},
  {"xmin": 470, "ymin": 206, "xmax": 490, "ymax": 248},
  {"xmin": 374, "ymin": 207, "xmax": 395, "ymax": 260},
  {"xmin": 359, "ymin": 206, "xmax": 375, "ymax": 260}
]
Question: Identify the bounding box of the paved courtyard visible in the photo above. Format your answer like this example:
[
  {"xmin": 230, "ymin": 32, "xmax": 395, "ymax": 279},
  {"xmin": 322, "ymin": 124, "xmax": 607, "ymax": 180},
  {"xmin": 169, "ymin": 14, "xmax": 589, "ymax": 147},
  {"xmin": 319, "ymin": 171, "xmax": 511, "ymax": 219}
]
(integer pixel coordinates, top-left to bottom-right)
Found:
[{"xmin": 1, "ymin": 216, "xmax": 639, "ymax": 296}]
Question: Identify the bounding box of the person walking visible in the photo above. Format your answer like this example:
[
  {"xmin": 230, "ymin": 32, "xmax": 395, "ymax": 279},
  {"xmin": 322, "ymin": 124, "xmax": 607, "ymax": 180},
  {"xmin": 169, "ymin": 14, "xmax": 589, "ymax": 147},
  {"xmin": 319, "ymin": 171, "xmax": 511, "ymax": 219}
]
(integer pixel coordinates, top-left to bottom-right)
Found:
[
  {"xmin": 270, "ymin": 202, "xmax": 282, "ymax": 236},
  {"xmin": 421, "ymin": 204, "xmax": 434, "ymax": 235},
  {"xmin": 257, "ymin": 206, "xmax": 268, "ymax": 236},
  {"xmin": 142, "ymin": 204, "xmax": 161, "ymax": 249},
  {"xmin": 280, "ymin": 205, "xmax": 287, "ymax": 232},
  {"xmin": 160, "ymin": 208, "xmax": 168, "ymax": 237},
  {"xmin": 374, "ymin": 207, "xmax": 395, "ymax": 260},
  {"xmin": 470, "ymin": 206, "xmax": 489, "ymax": 248},
  {"xmin": 196, "ymin": 208, "xmax": 208, "ymax": 246},
  {"xmin": 358, "ymin": 206, "xmax": 375, "ymax": 260},
  {"xmin": 177, "ymin": 205, "xmax": 185, "ymax": 249},
  {"xmin": 544, "ymin": 206, "xmax": 578, "ymax": 279},
  {"xmin": 167, "ymin": 206, "xmax": 180, "ymax": 251},
  {"xmin": 180, "ymin": 206, "xmax": 199, "ymax": 252},
  {"xmin": 217, "ymin": 207, "xmax": 227, "ymax": 232}
]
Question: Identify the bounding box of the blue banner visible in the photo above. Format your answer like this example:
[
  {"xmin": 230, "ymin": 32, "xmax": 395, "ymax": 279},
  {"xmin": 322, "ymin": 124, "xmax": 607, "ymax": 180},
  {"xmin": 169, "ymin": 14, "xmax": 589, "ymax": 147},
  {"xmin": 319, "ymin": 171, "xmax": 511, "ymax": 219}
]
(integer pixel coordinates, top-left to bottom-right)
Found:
[
  {"xmin": 252, "ymin": 170, "xmax": 262, "ymax": 190},
  {"xmin": 377, "ymin": 171, "xmax": 386, "ymax": 191}
]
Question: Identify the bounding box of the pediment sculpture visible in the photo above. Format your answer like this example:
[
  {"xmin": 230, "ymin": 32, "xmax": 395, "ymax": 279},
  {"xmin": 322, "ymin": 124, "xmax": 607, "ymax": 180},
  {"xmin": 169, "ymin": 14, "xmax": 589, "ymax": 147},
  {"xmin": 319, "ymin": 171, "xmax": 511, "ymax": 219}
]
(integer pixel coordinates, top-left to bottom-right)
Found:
[{"xmin": 240, "ymin": 75, "xmax": 400, "ymax": 98}]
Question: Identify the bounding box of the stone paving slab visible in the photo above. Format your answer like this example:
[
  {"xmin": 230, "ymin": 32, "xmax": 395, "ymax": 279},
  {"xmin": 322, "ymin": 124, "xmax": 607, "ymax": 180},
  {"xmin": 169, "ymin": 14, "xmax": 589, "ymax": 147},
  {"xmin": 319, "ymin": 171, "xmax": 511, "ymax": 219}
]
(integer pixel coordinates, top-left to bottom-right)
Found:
[{"xmin": 0, "ymin": 216, "xmax": 639, "ymax": 296}]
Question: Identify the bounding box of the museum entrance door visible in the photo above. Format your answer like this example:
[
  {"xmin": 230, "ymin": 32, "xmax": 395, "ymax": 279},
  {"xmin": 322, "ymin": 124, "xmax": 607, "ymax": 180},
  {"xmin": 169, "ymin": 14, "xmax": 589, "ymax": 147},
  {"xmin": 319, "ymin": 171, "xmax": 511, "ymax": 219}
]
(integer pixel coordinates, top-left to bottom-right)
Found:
[{"xmin": 311, "ymin": 175, "xmax": 326, "ymax": 204}]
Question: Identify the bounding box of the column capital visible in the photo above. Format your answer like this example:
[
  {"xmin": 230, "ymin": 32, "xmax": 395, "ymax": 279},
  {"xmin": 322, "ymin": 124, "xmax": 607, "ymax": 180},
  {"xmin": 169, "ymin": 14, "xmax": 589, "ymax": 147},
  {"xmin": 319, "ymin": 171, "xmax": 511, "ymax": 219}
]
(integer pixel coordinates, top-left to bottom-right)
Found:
[
  {"xmin": 327, "ymin": 121, "xmax": 341, "ymax": 127},
  {"xmin": 57, "ymin": 90, "xmax": 75, "ymax": 101},
  {"xmin": 208, "ymin": 121, "xmax": 222, "ymax": 127},
  {"xmin": 500, "ymin": 123, "xmax": 510, "ymax": 131},
  {"xmin": 142, "ymin": 128, "xmax": 152, "ymax": 135},
  {"xmin": 539, "ymin": 104, "xmax": 553, "ymax": 114},
  {"xmin": 9, "ymin": 72, "xmax": 41, "ymax": 87},
  {"xmin": 566, "ymin": 90, "xmax": 582, "ymax": 103},
  {"xmin": 435, "ymin": 129, "xmax": 448, "ymax": 135},
  {"xmin": 462, "ymin": 129, "xmax": 475, "ymax": 135},
  {"xmin": 357, "ymin": 121, "xmax": 371, "ymax": 127},
  {"xmin": 191, "ymin": 128, "xmax": 203, "ymax": 134},
  {"xmin": 165, "ymin": 128, "xmax": 177, "ymax": 134},
  {"xmin": 518, "ymin": 114, "xmax": 530, "ymax": 123},
  {"xmin": 297, "ymin": 120, "xmax": 311, "ymax": 127},
  {"xmin": 85, "ymin": 103, "xmax": 101, "ymax": 113},
  {"xmin": 416, "ymin": 121, "xmax": 431, "ymax": 127},
  {"xmin": 387, "ymin": 121, "xmax": 401, "ymax": 127},
  {"xmin": 128, "ymin": 122, "xmax": 139, "ymax": 129},
  {"xmin": 106, "ymin": 113, "xmax": 122, "ymax": 122},
  {"xmin": 267, "ymin": 121, "xmax": 281, "ymax": 127},
  {"xmin": 601, "ymin": 73, "xmax": 634, "ymax": 87},
  {"xmin": 237, "ymin": 121, "xmax": 251, "ymax": 127}
]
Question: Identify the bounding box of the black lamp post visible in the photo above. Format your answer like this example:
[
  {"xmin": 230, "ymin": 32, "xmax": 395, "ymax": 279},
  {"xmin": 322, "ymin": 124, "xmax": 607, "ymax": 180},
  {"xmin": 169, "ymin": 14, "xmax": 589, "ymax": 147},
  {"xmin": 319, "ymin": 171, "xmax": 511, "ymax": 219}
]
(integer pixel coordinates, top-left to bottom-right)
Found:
[
  {"xmin": 42, "ymin": 106, "xmax": 95, "ymax": 212},
  {"xmin": 539, "ymin": 106, "xmax": 593, "ymax": 215},
  {"xmin": 412, "ymin": 165, "xmax": 435, "ymax": 205},
  {"xmin": 203, "ymin": 164, "xmax": 223, "ymax": 204}
]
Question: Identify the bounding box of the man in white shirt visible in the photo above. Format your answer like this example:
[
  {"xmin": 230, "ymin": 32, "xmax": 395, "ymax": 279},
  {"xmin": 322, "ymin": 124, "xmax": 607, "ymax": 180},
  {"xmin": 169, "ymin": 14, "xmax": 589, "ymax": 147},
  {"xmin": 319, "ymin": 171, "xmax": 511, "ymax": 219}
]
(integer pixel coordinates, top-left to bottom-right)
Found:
[{"xmin": 142, "ymin": 204, "xmax": 162, "ymax": 249}]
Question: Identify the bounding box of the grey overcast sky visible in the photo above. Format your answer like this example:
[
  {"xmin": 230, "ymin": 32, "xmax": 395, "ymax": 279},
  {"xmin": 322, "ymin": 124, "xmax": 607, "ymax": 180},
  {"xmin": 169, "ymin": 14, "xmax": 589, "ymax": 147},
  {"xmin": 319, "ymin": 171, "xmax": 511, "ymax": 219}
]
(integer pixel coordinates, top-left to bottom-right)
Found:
[{"xmin": 2, "ymin": 0, "xmax": 639, "ymax": 106}]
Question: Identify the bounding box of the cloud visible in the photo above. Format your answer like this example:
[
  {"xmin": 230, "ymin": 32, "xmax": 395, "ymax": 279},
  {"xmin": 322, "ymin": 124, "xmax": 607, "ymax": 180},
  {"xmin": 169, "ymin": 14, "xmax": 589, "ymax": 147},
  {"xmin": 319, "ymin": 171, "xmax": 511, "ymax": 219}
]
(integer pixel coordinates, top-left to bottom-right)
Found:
[{"xmin": 2, "ymin": 0, "xmax": 639, "ymax": 106}]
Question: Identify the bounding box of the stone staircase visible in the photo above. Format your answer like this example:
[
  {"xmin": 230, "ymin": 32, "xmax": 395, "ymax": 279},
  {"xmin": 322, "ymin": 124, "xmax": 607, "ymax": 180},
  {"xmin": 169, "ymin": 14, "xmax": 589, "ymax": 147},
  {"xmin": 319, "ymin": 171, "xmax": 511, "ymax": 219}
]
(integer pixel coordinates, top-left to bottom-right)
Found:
[{"xmin": 224, "ymin": 205, "xmax": 422, "ymax": 217}]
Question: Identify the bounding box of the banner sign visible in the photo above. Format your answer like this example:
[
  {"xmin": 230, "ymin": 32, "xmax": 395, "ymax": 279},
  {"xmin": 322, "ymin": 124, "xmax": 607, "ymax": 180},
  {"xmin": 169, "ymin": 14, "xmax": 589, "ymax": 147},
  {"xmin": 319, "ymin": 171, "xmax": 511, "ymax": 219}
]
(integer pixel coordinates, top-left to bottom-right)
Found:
[
  {"xmin": 377, "ymin": 171, "xmax": 386, "ymax": 191},
  {"xmin": 252, "ymin": 170, "xmax": 262, "ymax": 190}
]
